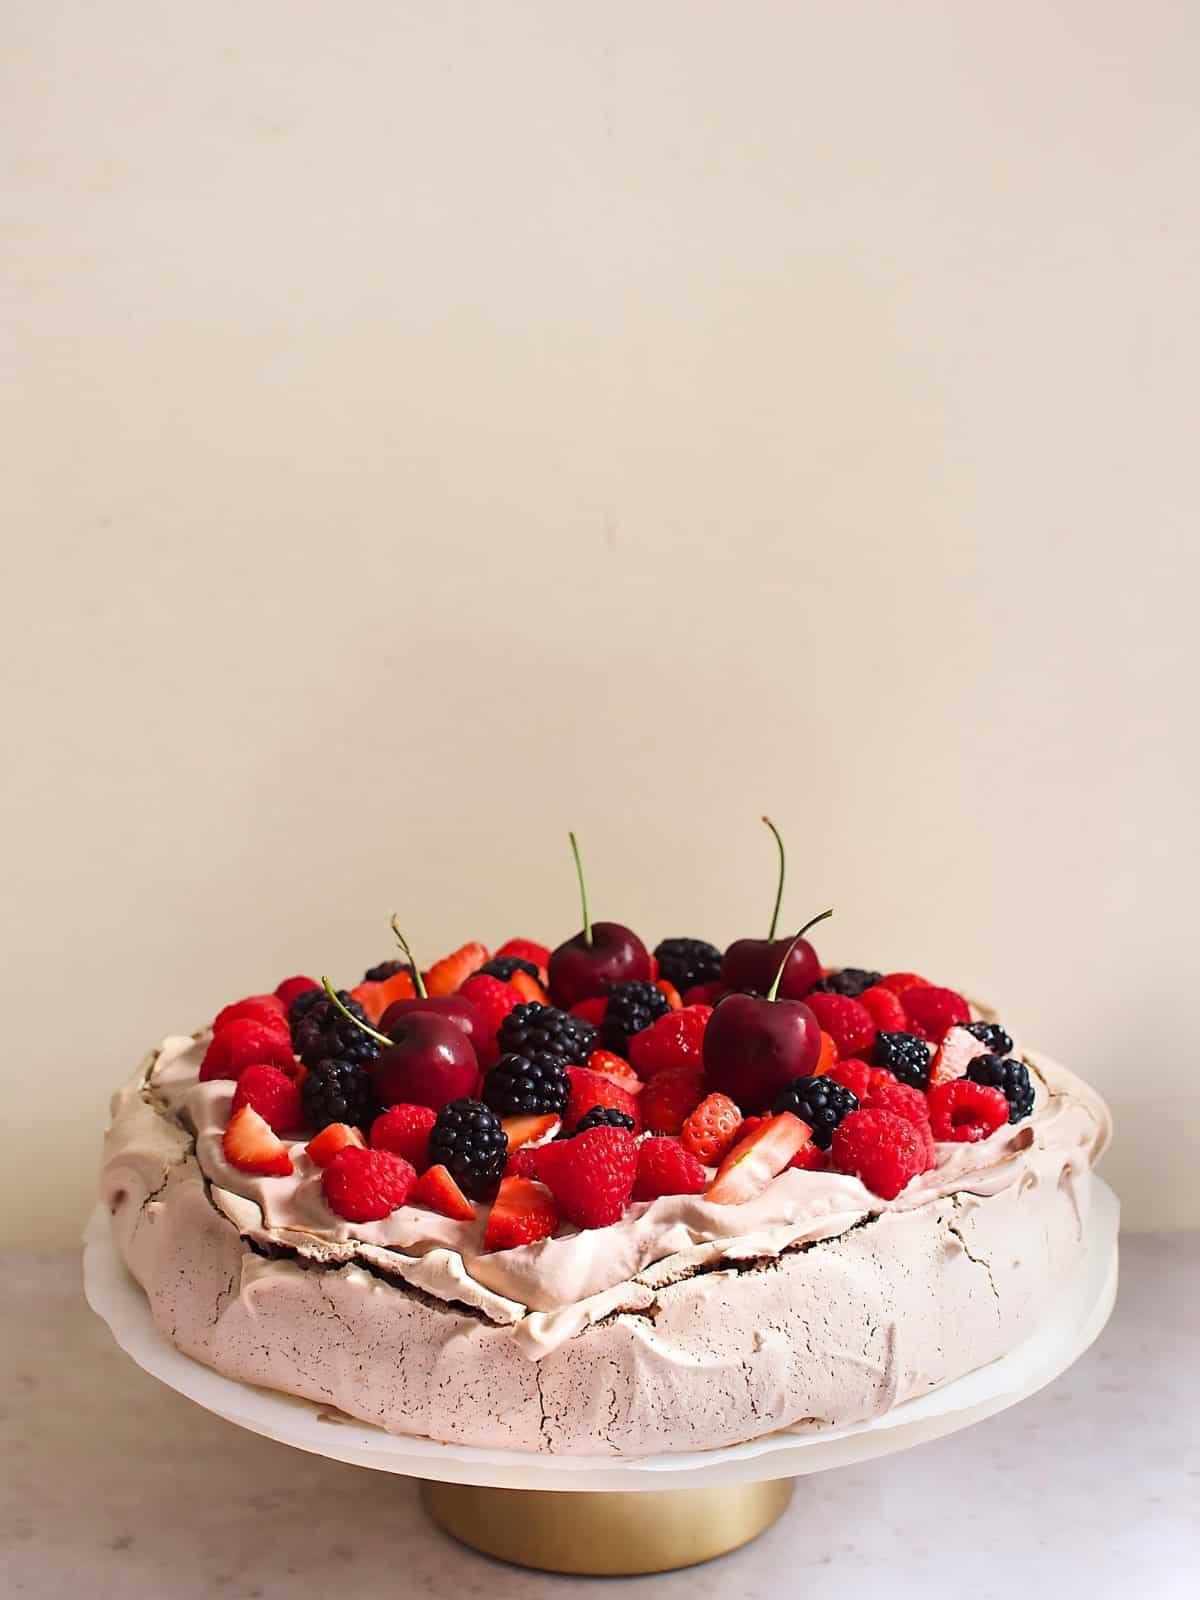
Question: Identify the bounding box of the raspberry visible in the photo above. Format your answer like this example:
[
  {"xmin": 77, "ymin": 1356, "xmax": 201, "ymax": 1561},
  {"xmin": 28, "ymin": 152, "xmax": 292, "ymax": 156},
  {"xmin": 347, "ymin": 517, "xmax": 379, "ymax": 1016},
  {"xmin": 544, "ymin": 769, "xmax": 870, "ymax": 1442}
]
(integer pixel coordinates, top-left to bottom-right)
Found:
[
  {"xmin": 370, "ymin": 1103, "xmax": 437, "ymax": 1170},
  {"xmin": 275, "ymin": 975, "xmax": 320, "ymax": 1009},
  {"xmin": 771, "ymin": 1075, "xmax": 858, "ymax": 1149},
  {"xmin": 639, "ymin": 1065, "xmax": 706, "ymax": 1134},
  {"xmin": 575, "ymin": 1105, "xmax": 637, "ymax": 1134},
  {"xmin": 456, "ymin": 973, "xmax": 518, "ymax": 1066},
  {"xmin": 831, "ymin": 1108, "xmax": 932, "ymax": 1199},
  {"xmin": 563, "ymin": 1067, "xmax": 641, "ymax": 1133},
  {"xmin": 654, "ymin": 938, "xmax": 722, "ymax": 994},
  {"xmin": 901, "ymin": 985, "xmax": 970, "ymax": 1044},
  {"xmin": 213, "ymin": 994, "xmax": 287, "ymax": 1033},
  {"xmin": 504, "ymin": 1145, "xmax": 542, "ymax": 1179},
  {"xmin": 601, "ymin": 980, "xmax": 671, "ymax": 1054},
  {"xmin": 633, "ymin": 1137, "xmax": 707, "ymax": 1200},
  {"xmin": 483, "ymin": 1052, "xmax": 570, "ymax": 1118},
  {"xmin": 301, "ymin": 1058, "xmax": 379, "ymax": 1132},
  {"xmin": 857, "ymin": 985, "xmax": 908, "ymax": 1033},
  {"xmin": 322, "ymin": 1146, "xmax": 416, "ymax": 1222},
  {"xmin": 928, "ymin": 1078, "xmax": 1010, "ymax": 1142},
  {"xmin": 570, "ymin": 997, "xmax": 609, "ymax": 1028},
  {"xmin": 535, "ymin": 1126, "xmax": 638, "ymax": 1228},
  {"xmin": 879, "ymin": 972, "xmax": 929, "ymax": 995},
  {"xmin": 199, "ymin": 1018, "xmax": 296, "ymax": 1083},
  {"xmin": 231, "ymin": 1064, "xmax": 303, "ymax": 1133},
  {"xmin": 424, "ymin": 942, "xmax": 490, "ymax": 998},
  {"xmin": 872, "ymin": 1031, "xmax": 932, "ymax": 1089},
  {"xmin": 863, "ymin": 1080, "xmax": 935, "ymax": 1163},
  {"xmin": 964, "ymin": 1020, "xmax": 1014, "ymax": 1057},
  {"xmin": 812, "ymin": 968, "xmax": 882, "ymax": 998},
  {"xmin": 681, "ymin": 1093, "xmax": 743, "ymax": 1164},
  {"xmin": 583, "ymin": 1050, "xmax": 643, "ymax": 1097},
  {"xmin": 966, "ymin": 1055, "xmax": 1035, "ymax": 1123},
  {"xmin": 827, "ymin": 1058, "xmax": 873, "ymax": 1100},
  {"xmin": 428, "ymin": 1098, "xmax": 508, "ymax": 1197},
  {"xmin": 628, "ymin": 1005, "xmax": 712, "ymax": 1079},
  {"xmin": 804, "ymin": 993, "xmax": 877, "ymax": 1059}
]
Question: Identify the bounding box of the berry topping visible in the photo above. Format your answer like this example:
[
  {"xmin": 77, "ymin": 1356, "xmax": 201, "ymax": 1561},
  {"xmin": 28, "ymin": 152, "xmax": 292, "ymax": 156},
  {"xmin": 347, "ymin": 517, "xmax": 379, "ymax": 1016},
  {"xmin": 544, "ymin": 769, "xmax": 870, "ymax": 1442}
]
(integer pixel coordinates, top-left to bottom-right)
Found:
[
  {"xmin": 231, "ymin": 1064, "xmax": 303, "ymax": 1133},
  {"xmin": 350, "ymin": 969, "xmax": 417, "ymax": 1025},
  {"xmin": 500, "ymin": 1112, "xmax": 560, "ymax": 1148},
  {"xmin": 928, "ymin": 1024, "xmax": 989, "ymax": 1088},
  {"xmin": 601, "ymin": 980, "xmax": 672, "ymax": 1054},
  {"xmin": 222, "ymin": 1104, "xmax": 295, "ymax": 1176},
  {"xmin": 362, "ymin": 959, "xmax": 409, "ymax": 983},
  {"xmin": 199, "ymin": 1018, "xmax": 296, "ymax": 1083},
  {"xmin": 720, "ymin": 819, "xmax": 825, "ymax": 1000},
  {"xmin": 213, "ymin": 994, "xmax": 287, "ymax": 1033},
  {"xmin": 504, "ymin": 1145, "xmax": 542, "ymax": 1179},
  {"xmin": 483, "ymin": 1052, "xmax": 570, "ymax": 1118},
  {"xmin": 497, "ymin": 1002, "xmax": 597, "ymax": 1067},
  {"xmin": 804, "ymin": 992, "xmax": 878, "ymax": 1061},
  {"xmin": 534, "ymin": 1125, "xmax": 638, "ymax": 1229},
  {"xmin": 409, "ymin": 1163, "xmax": 476, "ymax": 1222},
  {"xmin": 927, "ymin": 1079, "xmax": 1010, "ymax": 1143},
  {"xmin": 563, "ymin": 1066, "xmax": 642, "ymax": 1134},
  {"xmin": 633, "ymin": 1137, "xmax": 708, "ymax": 1200},
  {"xmin": 287, "ymin": 984, "xmax": 334, "ymax": 1027},
  {"xmin": 574, "ymin": 1105, "xmax": 638, "ymax": 1134},
  {"xmin": 583, "ymin": 1050, "xmax": 643, "ymax": 1096},
  {"xmin": 428, "ymin": 1099, "xmax": 508, "ymax": 1197},
  {"xmin": 293, "ymin": 992, "xmax": 380, "ymax": 1068},
  {"xmin": 547, "ymin": 833, "xmax": 652, "ymax": 1005},
  {"xmin": 424, "ymin": 941, "xmax": 491, "ymax": 998},
  {"xmin": 811, "ymin": 968, "xmax": 883, "ymax": 998},
  {"xmin": 628, "ymin": 1005, "xmax": 713, "ymax": 1079},
  {"xmin": 638, "ymin": 1065, "xmax": 707, "ymax": 1134},
  {"xmin": 495, "ymin": 937, "xmax": 552, "ymax": 977},
  {"xmin": 830, "ymin": 1108, "xmax": 932, "ymax": 1199},
  {"xmin": 482, "ymin": 1176, "xmax": 559, "ymax": 1251},
  {"xmin": 966, "ymin": 1056, "xmax": 1035, "ymax": 1124},
  {"xmin": 771, "ymin": 1075, "xmax": 858, "ymax": 1149},
  {"xmin": 274, "ymin": 975, "xmax": 320, "ymax": 1009},
  {"xmin": 305, "ymin": 1122, "xmax": 367, "ymax": 1167},
  {"xmin": 963, "ymin": 1020, "xmax": 1015, "ymax": 1057},
  {"xmin": 370, "ymin": 1102, "xmax": 437, "ymax": 1169},
  {"xmin": 474, "ymin": 955, "xmax": 541, "ymax": 983},
  {"xmin": 826, "ymin": 1058, "xmax": 874, "ymax": 1100},
  {"xmin": 302, "ymin": 1058, "xmax": 379, "ymax": 1132},
  {"xmin": 813, "ymin": 1029, "xmax": 839, "ymax": 1075},
  {"xmin": 706, "ymin": 1112, "xmax": 813, "ymax": 1204},
  {"xmin": 872, "ymin": 1030, "xmax": 933, "ymax": 1089},
  {"xmin": 901, "ymin": 984, "xmax": 970, "ymax": 1044},
  {"xmin": 451, "ymin": 974, "xmax": 517, "ymax": 1068},
  {"xmin": 653, "ymin": 938, "xmax": 723, "ymax": 995},
  {"xmin": 509, "ymin": 970, "xmax": 551, "ymax": 1005},
  {"xmin": 879, "ymin": 972, "xmax": 929, "ymax": 995},
  {"xmin": 681, "ymin": 1092, "xmax": 744, "ymax": 1164},
  {"xmin": 857, "ymin": 984, "xmax": 909, "ymax": 1034},
  {"xmin": 322, "ymin": 1146, "xmax": 416, "ymax": 1222}
]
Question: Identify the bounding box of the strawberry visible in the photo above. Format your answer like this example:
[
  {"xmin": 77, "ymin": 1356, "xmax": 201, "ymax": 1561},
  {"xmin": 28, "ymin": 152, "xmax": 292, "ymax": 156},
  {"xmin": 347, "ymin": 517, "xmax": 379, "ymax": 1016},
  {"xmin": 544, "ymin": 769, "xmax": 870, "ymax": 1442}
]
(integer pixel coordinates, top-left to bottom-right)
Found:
[
  {"xmin": 424, "ymin": 942, "xmax": 490, "ymax": 998},
  {"xmin": 231, "ymin": 1063, "xmax": 302, "ymax": 1133},
  {"xmin": 504, "ymin": 1146, "xmax": 542, "ymax": 1179},
  {"xmin": 902, "ymin": 985, "xmax": 970, "ymax": 1044},
  {"xmin": 570, "ymin": 997, "xmax": 608, "ymax": 1028},
  {"xmin": 929, "ymin": 1024, "xmax": 989, "ymax": 1088},
  {"xmin": 509, "ymin": 970, "xmax": 550, "ymax": 1006},
  {"xmin": 458, "ymin": 973, "xmax": 519, "ymax": 1067},
  {"xmin": 305, "ymin": 1122, "xmax": 367, "ymax": 1167},
  {"xmin": 681, "ymin": 1093, "xmax": 743, "ymax": 1165},
  {"xmin": 222, "ymin": 1104, "xmax": 294, "ymax": 1177},
  {"xmin": 805, "ymin": 993, "xmax": 877, "ymax": 1060},
  {"xmin": 813, "ymin": 1029, "xmax": 838, "ymax": 1076},
  {"xmin": 858, "ymin": 984, "xmax": 908, "ymax": 1034},
  {"xmin": 482, "ymin": 1176, "xmax": 559, "ymax": 1250},
  {"xmin": 409, "ymin": 1163, "xmax": 476, "ymax": 1221},
  {"xmin": 639, "ymin": 1065, "xmax": 706, "ymax": 1134},
  {"xmin": 628, "ymin": 1005, "xmax": 712, "ymax": 1079},
  {"xmin": 534, "ymin": 1126, "xmax": 638, "ymax": 1229},
  {"xmin": 706, "ymin": 1113, "xmax": 812, "ymax": 1204},
  {"xmin": 879, "ymin": 972, "xmax": 929, "ymax": 996},
  {"xmin": 633, "ymin": 1137, "xmax": 708, "ymax": 1200},
  {"xmin": 370, "ymin": 1103, "xmax": 437, "ymax": 1171},
  {"xmin": 500, "ymin": 1113, "xmax": 560, "ymax": 1149},
  {"xmin": 350, "ymin": 968, "xmax": 416, "ymax": 1025},
  {"xmin": 495, "ymin": 938, "xmax": 551, "ymax": 983},
  {"xmin": 655, "ymin": 979, "xmax": 683, "ymax": 1011},
  {"xmin": 274, "ymin": 975, "xmax": 320, "ymax": 1008},
  {"xmin": 788, "ymin": 1141, "xmax": 828, "ymax": 1171},
  {"xmin": 213, "ymin": 993, "xmax": 287, "ymax": 1033},
  {"xmin": 583, "ymin": 1050, "xmax": 643, "ymax": 1096},
  {"xmin": 563, "ymin": 1067, "xmax": 642, "ymax": 1134},
  {"xmin": 199, "ymin": 1018, "xmax": 296, "ymax": 1083},
  {"xmin": 322, "ymin": 1146, "xmax": 416, "ymax": 1222}
]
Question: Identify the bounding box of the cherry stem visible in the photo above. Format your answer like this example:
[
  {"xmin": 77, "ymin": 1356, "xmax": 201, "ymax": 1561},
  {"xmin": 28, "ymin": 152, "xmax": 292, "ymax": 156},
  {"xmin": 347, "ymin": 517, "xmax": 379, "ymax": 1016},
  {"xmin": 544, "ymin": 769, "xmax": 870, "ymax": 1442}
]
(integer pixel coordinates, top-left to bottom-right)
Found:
[
  {"xmin": 568, "ymin": 831, "xmax": 592, "ymax": 946},
  {"xmin": 321, "ymin": 977, "xmax": 393, "ymax": 1047},
  {"xmin": 762, "ymin": 816, "xmax": 786, "ymax": 941},
  {"xmin": 389, "ymin": 915, "xmax": 427, "ymax": 998},
  {"xmin": 765, "ymin": 908, "xmax": 834, "ymax": 1002}
]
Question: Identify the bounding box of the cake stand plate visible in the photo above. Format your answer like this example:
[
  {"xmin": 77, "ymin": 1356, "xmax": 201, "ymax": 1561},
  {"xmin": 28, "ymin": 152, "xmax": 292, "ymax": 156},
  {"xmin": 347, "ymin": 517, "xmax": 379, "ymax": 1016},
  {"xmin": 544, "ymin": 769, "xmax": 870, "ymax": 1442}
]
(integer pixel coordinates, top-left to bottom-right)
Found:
[{"xmin": 84, "ymin": 1180, "xmax": 1119, "ymax": 1574}]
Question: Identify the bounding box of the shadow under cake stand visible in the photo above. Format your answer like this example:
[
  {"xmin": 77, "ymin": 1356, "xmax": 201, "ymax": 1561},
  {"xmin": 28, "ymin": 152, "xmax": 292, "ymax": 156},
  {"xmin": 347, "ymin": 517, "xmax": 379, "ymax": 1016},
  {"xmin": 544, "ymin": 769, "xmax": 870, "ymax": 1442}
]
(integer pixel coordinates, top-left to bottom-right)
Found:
[{"xmin": 83, "ymin": 1181, "xmax": 1118, "ymax": 1575}]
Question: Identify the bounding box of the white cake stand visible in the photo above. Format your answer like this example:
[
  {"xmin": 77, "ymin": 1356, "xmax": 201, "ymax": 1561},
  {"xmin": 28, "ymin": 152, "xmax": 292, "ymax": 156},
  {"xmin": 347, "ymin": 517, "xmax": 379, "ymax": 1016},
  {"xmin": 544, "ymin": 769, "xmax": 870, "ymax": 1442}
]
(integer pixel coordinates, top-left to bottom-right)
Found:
[{"xmin": 83, "ymin": 1180, "xmax": 1119, "ymax": 1574}]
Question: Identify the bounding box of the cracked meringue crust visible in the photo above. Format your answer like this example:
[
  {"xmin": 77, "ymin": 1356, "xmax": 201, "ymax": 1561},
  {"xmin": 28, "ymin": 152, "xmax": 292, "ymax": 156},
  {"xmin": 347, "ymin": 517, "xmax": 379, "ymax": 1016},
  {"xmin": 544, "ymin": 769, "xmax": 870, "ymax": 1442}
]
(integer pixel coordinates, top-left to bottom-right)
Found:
[{"xmin": 99, "ymin": 1027, "xmax": 1110, "ymax": 1457}]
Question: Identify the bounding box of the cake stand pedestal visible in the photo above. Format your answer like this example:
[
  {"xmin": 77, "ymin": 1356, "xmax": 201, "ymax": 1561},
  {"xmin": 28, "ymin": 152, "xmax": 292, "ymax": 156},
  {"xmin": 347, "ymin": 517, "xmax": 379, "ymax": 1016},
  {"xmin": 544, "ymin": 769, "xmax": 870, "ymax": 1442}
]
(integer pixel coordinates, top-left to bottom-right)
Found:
[{"xmin": 83, "ymin": 1181, "xmax": 1118, "ymax": 1576}]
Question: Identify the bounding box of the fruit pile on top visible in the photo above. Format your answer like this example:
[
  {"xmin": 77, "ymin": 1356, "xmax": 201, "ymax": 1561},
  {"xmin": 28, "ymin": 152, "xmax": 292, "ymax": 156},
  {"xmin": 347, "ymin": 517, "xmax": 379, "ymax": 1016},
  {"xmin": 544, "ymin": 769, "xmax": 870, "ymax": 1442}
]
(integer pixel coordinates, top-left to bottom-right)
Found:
[{"xmin": 199, "ymin": 826, "xmax": 1035, "ymax": 1253}]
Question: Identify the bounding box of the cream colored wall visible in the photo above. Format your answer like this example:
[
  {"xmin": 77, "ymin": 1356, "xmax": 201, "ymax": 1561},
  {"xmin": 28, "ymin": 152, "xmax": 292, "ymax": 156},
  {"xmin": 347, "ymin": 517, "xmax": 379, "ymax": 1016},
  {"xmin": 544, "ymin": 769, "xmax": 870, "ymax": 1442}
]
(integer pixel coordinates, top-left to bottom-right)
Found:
[{"xmin": 3, "ymin": 1, "xmax": 1197, "ymax": 1245}]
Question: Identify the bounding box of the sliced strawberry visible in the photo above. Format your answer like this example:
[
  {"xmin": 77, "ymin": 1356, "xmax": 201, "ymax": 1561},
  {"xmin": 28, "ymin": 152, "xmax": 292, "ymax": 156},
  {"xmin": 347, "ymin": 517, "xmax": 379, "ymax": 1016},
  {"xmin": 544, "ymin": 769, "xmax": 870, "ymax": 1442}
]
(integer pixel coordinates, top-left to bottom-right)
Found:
[
  {"xmin": 495, "ymin": 938, "xmax": 551, "ymax": 984},
  {"xmin": 305, "ymin": 1122, "xmax": 367, "ymax": 1167},
  {"xmin": 563, "ymin": 1067, "xmax": 642, "ymax": 1134},
  {"xmin": 425, "ymin": 942, "xmax": 490, "ymax": 997},
  {"xmin": 583, "ymin": 1050, "xmax": 643, "ymax": 1096},
  {"xmin": 222, "ymin": 1104, "xmax": 294, "ymax": 1176},
  {"xmin": 929, "ymin": 1024, "xmax": 989, "ymax": 1088},
  {"xmin": 813, "ymin": 1029, "xmax": 838, "ymax": 1076},
  {"xmin": 351, "ymin": 968, "xmax": 416, "ymax": 1024},
  {"xmin": 654, "ymin": 979, "xmax": 683, "ymax": 1011},
  {"xmin": 509, "ymin": 970, "xmax": 550, "ymax": 1006},
  {"xmin": 681, "ymin": 1092, "xmax": 743, "ymax": 1165},
  {"xmin": 501, "ymin": 1113, "xmax": 560, "ymax": 1149},
  {"xmin": 706, "ymin": 1112, "xmax": 811, "ymax": 1204},
  {"xmin": 409, "ymin": 1163, "xmax": 476, "ymax": 1222},
  {"xmin": 482, "ymin": 1176, "xmax": 559, "ymax": 1251}
]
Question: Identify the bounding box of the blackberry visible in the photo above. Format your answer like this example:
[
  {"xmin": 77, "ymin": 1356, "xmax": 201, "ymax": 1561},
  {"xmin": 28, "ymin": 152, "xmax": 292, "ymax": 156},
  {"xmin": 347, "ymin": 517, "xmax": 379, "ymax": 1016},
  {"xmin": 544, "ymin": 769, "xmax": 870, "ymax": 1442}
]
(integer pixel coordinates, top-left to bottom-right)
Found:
[
  {"xmin": 497, "ymin": 1003, "xmax": 597, "ymax": 1067},
  {"xmin": 872, "ymin": 1030, "xmax": 932, "ymax": 1089},
  {"xmin": 964, "ymin": 1020, "xmax": 1014, "ymax": 1057},
  {"xmin": 812, "ymin": 968, "xmax": 882, "ymax": 998},
  {"xmin": 362, "ymin": 959, "xmax": 409, "ymax": 983},
  {"xmin": 601, "ymin": 981, "xmax": 671, "ymax": 1054},
  {"xmin": 574, "ymin": 1105, "xmax": 637, "ymax": 1135},
  {"xmin": 428, "ymin": 1099, "xmax": 508, "ymax": 1197},
  {"xmin": 301, "ymin": 1058, "xmax": 379, "ymax": 1132},
  {"xmin": 772, "ymin": 1074, "xmax": 859, "ymax": 1149},
  {"xmin": 482, "ymin": 1052, "xmax": 569, "ymax": 1118},
  {"xmin": 474, "ymin": 955, "xmax": 541, "ymax": 983},
  {"xmin": 293, "ymin": 992, "xmax": 380, "ymax": 1068},
  {"xmin": 967, "ymin": 1055, "xmax": 1035, "ymax": 1124},
  {"xmin": 288, "ymin": 985, "xmax": 330, "ymax": 1029},
  {"xmin": 653, "ymin": 938, "xmax": 722, "ymax": 994}
]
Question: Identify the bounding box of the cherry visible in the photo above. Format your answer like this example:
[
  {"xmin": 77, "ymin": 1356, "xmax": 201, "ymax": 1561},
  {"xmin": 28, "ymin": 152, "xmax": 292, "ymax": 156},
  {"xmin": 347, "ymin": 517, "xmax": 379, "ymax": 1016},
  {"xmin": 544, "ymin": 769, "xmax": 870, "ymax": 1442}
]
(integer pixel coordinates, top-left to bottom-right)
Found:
[
  {"xmin": 721, "ymin": 817, "xmax": 823, "ymax": 998},
  {"xmin": 547, "ymin": 832, "xmax": 650, "ymax": 1006},
  {"xmin": 704, "ymin": 911, "xmax": 833, "ymax": 1112}
]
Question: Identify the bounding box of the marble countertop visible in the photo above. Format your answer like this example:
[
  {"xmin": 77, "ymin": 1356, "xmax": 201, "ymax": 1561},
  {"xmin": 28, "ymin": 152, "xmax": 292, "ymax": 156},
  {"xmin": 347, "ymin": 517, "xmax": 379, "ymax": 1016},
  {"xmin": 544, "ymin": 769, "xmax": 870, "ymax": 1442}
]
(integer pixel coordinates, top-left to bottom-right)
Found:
[{"xmin": 3, "ymin": 1234, "xmax": 1196, "ymax": 1598}]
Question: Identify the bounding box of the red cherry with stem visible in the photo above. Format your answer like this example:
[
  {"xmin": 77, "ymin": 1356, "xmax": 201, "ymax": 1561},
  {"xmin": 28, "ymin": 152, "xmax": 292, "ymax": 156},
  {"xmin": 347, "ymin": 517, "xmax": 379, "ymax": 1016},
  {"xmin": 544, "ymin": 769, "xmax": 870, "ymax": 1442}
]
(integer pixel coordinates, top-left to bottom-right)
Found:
[
  {"xmin": 547, "ymin": 832, "xmax": 651, "ymax": 1006},
  {"xmin": 320, "ymin": 967, "xmax": 478, "ymax": 1113},
  {"xmin": 704, "ymin": 910, "xmax": 833, "ymax": 1113},
  {"xmin": 376, "ymin": 917, "xmax": 489, "ymax": 1064},
  {"xmin": 721, "ymin": 817, "xmax": 824, "ymax": 998}
]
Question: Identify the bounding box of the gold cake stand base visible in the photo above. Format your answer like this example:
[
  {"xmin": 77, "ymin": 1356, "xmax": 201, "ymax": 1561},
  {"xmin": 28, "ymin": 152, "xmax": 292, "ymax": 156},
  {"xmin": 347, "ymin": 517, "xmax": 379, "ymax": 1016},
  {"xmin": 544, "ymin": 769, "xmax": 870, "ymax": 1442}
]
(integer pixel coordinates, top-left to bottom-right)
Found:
[{"xmin": 420, "ymin": 1477, "xmax": 794, "ymax": 1575}]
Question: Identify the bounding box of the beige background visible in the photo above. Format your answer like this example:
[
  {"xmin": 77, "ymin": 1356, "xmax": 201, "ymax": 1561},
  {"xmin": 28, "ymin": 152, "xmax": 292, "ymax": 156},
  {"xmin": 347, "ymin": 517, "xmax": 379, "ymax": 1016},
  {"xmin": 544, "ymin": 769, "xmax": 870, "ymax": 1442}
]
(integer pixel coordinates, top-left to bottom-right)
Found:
[{"xmin": 3, "ymin": 1, "xmax": 1197, "ymax": 1245}]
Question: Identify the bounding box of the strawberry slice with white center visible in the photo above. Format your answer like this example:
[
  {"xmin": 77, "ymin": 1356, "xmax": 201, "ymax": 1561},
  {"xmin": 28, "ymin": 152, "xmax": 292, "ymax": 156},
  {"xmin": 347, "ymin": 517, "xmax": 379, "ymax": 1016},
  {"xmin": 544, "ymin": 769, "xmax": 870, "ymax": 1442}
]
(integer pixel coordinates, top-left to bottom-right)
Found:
[
  {"xmin": 929, "ymin": 1025, "xmax": 989, "ymax": 1089},
  {"xmin": 482, "ymin": 1176, "xmax": 559, "ymax": 1252},
  {"xmin": 305, "ymin": 1122, "xmax": 367, "ymax": 1168},
  {"xmin": 705, "ymin": 1112, "xmax": 812, "ymax": 1204},
  {"xmin": 500, "ymin": 1113, "xmax": 561, "ymax": 1149},
  {"xmin": 409, "ymin": 1163, "xmax": 476, "ymax": 1222},
  {"xmin": 223, "ymin": 1103, "xmax": 294, "ymax": 1176}
]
